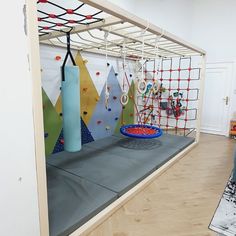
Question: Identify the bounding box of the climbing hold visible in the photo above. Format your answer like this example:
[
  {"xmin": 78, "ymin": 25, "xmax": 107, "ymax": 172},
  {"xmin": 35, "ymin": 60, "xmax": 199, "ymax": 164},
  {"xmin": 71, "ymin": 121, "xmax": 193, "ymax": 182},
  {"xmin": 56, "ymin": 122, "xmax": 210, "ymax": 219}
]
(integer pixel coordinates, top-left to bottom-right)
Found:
[
  {"xmin": 59, "ymin": 139, "xmax": 64, "ymax": 145},
  {"xmin": 83, "ymin": 59, "xmax": 88, "ymax": 64},
  {"xmin": 113, "ymin": 96, "xmax": 117, "ymax": 100},
  {"xmin": 130, "ymin": 113, "xmax": 134, "ymax": 117},
  {"xmin": 108, "ymin": 108, "xmax": 111, "ymax": 112},
  {"xmin": 122, "ymin": 106, "xmax": 125, "ymax": 109},
  {"xmin": 96, "ymin": 72, "xmax": 100, "ymax": 76},
  {"xmin": 83, "ymin": 111, "xmax": 88, "ymax": 115},
  {"xmin": 40, "ymin": 68, "xmax": 43, "ymax": 72},
  {"xmin": 44, "ymin": 133, "xmax": 49, "ymax": 138},
  {"xmin": 115, "ymin": 117, "xmax": 119, "ymax": 121},
  {"xmin": 59, "ymin": 113, "xmax": 63, "ymax": 117},
  {"xmin": 83, "ymin": 88, "xmax": 88, "ymax": 92},
  {"xmin": 129, "ymin": 95, "xmax": 133, "ymax": 99},
  {"xmin": 97, "ymin": 120, "xmax": 102, "ymax": 125},
  {"xmin": 115, "ymin": 73, "xmax": 118, "ymax": 76},
  {"xmin": 95, "ymin": 98, "xmax": 99, "ymax": 102},
  {"xmin": 107, "ymin": 63, "xmax": 110, "ymax": 67},
  {"xmin": 55, "ymin": 55, "xmax": 61, "ymax": 61},
  {"xmin": 130, "ymin": 74, "xmax": 132, "ymax": 77},
  {"xmin": 106, "ymin": 126, "xmax": 111, "ymax": 130}
]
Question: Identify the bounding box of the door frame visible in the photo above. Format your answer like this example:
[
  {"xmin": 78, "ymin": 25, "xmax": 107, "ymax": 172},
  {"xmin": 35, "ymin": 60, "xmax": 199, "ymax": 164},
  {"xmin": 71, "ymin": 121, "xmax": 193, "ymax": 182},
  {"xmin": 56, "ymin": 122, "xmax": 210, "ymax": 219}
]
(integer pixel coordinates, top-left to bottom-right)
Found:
[{"xmin": 201, "ymin": 61, "xmax": 235, "ymax": 137}]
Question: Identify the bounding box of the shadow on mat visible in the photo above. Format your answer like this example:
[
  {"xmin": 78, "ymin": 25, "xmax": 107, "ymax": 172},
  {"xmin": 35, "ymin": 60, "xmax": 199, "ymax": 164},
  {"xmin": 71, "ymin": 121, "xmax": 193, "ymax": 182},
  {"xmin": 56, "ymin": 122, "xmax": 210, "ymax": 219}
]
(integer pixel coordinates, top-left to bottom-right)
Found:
[{"xmin": 117, "ymin": 138, "xmax": 162, "ymax": 150}]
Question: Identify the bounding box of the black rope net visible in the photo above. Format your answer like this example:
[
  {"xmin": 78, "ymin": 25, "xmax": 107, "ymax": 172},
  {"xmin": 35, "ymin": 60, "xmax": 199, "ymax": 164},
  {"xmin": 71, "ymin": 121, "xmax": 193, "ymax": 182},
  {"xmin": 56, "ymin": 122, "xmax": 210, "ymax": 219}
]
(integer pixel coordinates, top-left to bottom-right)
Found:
[{"xmin": 37, "ymin": 0, "xmax": 105, "ymax": 37}]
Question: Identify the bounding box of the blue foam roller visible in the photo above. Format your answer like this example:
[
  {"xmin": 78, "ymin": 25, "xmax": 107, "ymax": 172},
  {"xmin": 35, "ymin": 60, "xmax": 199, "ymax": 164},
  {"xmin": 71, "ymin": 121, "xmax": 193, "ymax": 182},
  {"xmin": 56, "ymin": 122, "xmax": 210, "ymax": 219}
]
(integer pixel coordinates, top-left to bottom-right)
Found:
[{"xmin": 61, "ymin": 66, "xmax": 81, "ymax": 152}]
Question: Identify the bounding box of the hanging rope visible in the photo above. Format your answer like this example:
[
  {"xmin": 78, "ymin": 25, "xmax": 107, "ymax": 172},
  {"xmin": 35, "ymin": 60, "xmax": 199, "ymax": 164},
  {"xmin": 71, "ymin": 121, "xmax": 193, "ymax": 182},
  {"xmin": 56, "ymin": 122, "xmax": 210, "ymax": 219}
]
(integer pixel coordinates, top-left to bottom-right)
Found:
[
  {"xmin": 137, "ymin": 23, "xmax": 149, "ymax": 95},
  {"xmin": 104, "ymin": 31, "xmax": 109, "ymax": 109}
]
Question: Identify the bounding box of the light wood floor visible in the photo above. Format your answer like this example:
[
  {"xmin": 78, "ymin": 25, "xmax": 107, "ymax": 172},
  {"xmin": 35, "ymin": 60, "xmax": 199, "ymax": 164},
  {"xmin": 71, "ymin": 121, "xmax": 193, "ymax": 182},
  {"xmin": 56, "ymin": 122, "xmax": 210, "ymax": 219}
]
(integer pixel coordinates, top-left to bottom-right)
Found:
[{"xmin": 88, "ymin": 134, "xmax": 235, "ymax": 236}]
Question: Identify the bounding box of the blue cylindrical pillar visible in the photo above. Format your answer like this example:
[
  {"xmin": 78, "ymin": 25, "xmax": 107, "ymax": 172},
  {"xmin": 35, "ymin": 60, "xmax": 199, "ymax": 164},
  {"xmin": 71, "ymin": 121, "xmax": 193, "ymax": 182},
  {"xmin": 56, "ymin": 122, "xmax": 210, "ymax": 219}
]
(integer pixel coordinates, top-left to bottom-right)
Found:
[{"xmin": 61, "ymin": 66, "xmax": 81, "ymax": 152}]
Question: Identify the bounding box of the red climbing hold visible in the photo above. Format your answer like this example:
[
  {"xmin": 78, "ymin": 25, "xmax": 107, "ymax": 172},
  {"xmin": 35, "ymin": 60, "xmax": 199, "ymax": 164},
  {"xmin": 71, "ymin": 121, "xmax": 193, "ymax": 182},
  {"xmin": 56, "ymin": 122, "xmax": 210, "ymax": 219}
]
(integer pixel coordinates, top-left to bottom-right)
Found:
[
  {"xmin": 55, "ymin": 56, "xmax": 61, "ymax": 61},
  {"xmin": 96, "ymin": 72, "xmax": 100, "ymax": 76},
  {"xmin": 59, "ymin": 139, "xmax": 64, "ymax": 144},
  {"xmin": 97, "ymin": 120, "xmax": 102, "ymax": 125},
  {"xmin": 38, "ymin": 17, "xmax": 42, "ymax": 21},
  {"xmin": 43, "ymin": 26, "xmax": 49, "ymax": 30},
  {"xmin": 113, "ymin": 96, "xmax": 117, "ymax": 100},
  {"xmin": 38, "ymin": 0, "xmax": 48, "ymax": 3}
]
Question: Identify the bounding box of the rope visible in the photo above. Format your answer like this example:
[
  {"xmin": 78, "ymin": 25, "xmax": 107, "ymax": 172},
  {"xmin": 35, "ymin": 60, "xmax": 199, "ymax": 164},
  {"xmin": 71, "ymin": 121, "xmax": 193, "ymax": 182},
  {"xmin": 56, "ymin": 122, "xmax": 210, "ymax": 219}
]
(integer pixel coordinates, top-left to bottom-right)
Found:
[{"xmin": 104, "ymin": 31, "xmax": 109, "ymax": 109}]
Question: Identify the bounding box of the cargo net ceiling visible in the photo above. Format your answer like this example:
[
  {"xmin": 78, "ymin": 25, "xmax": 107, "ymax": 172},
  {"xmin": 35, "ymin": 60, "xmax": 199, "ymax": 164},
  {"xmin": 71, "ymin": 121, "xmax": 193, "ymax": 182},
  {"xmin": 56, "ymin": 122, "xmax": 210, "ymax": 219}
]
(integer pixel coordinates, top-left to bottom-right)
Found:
[{"xmin": 37, "ymin": 0, "xmax": 203, "ymax": 137}]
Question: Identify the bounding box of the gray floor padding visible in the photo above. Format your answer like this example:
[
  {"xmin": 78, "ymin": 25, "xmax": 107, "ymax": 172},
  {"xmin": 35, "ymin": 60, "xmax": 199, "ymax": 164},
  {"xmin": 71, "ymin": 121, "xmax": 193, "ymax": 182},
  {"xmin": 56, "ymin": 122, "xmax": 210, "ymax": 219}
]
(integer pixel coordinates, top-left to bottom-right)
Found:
[
  {"xmin": 47, "ymin": 134, "xmax": 195, "ymax": 235},
  {"xmin": 47, "ymin": 165, "xmax": 117, "ymax": 236}
]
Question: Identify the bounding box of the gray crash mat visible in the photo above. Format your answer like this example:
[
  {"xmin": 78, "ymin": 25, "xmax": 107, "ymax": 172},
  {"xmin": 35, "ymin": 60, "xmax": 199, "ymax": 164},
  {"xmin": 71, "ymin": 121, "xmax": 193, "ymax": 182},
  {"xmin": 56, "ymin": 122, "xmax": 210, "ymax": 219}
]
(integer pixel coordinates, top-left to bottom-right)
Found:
[
  {"xmin": 47, "ymin": 134, "xmax": 195, "ymax": 195},
  {"xmin": 47, "ymin": 165, "xmax": 117, "ymax": 236}
]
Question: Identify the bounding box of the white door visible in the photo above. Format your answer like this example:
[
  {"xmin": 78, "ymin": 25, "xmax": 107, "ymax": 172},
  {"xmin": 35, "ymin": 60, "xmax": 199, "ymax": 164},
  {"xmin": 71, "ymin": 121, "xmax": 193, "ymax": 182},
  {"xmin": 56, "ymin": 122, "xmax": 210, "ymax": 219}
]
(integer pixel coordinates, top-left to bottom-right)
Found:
[{"xmin": 201, "ymin": 62, "xmax": 233, "ymax": 136}]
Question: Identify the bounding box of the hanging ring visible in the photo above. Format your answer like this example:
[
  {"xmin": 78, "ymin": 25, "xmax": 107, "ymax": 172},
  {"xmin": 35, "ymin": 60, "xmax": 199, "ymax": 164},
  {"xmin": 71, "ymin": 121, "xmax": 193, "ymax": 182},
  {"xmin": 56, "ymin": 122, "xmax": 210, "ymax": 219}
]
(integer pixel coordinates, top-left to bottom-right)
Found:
[
  {"xmin": 120, "ymin": 93, "xmax": 129, "ymax": 106},
  {"xmin": 137, "ymin": 80, "xmax": 147, "ymax": 94}
]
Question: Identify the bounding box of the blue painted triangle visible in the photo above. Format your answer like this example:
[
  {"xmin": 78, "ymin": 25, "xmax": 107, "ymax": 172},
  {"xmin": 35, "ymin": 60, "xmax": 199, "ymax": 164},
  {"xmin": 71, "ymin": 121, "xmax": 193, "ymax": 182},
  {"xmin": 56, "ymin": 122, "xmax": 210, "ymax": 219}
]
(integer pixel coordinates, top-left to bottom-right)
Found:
[
  {"xmin": 52, "ymin": 117, "xmax": 94, "ymax": 154},
  {"xmin": 88, "ymin": 67, "xmax": 122, "ymax": 140},
  {"xmin": 81, "ymin": 117, "xmax": 94, "ymax": 144},
  {"xmin": 52, "ymin": 129, "xmax": 64, "ymax": 154}
]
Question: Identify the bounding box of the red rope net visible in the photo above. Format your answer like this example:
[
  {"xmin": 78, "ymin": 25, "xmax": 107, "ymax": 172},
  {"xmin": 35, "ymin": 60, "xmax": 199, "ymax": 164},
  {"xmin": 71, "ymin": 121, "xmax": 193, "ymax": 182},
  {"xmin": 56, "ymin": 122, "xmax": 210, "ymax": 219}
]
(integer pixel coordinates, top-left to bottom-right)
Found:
[
  {"xmin": 37, "ymin": 0, "xmax": 104, "ymax": 36},
  {"xmin": 136, "ymin": 57, "xmax": 200, "ymax": 137}
]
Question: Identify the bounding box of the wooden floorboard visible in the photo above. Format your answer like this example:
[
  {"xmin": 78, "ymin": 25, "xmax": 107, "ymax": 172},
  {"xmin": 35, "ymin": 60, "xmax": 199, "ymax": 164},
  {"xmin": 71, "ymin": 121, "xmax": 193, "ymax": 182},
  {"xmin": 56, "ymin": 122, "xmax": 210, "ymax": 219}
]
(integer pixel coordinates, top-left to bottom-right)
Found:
[{"xmin": 88, "ymin": 134, "xmax": 235, "ymax": 236}]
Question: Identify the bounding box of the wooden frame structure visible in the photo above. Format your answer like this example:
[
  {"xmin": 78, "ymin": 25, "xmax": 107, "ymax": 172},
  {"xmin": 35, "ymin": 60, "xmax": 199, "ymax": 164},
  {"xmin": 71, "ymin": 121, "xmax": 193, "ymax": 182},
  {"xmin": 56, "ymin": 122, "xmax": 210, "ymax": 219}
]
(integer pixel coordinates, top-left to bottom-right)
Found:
[{"xmin": 27, "ymin": 0, "xmax": 206, "ymax": 235}]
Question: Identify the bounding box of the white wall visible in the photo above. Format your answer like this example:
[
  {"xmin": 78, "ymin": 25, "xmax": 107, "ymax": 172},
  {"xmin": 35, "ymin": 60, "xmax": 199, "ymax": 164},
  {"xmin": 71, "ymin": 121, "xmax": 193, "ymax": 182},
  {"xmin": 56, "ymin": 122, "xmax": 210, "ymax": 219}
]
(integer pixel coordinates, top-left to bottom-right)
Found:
[
  {"xmin": 110, "ymin": 0, "xmax": 194, "ymax": 41},
  {"xmin": 0, "ymin": 1, "xmax": 40, "ymax": 236},
  {"xmin": 191, "ymin": 0, "xmax": 236, "ymax": 62}
]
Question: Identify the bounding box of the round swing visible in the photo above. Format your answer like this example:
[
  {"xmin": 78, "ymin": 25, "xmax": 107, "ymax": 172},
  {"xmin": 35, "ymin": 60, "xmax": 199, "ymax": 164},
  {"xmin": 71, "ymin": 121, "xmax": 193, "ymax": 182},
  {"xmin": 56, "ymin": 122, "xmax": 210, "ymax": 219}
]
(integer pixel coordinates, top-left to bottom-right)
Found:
[
  {"xmin": 120, "ymin": 124, "xmax": 162, "ymax": 139},
  {"xmin": 119, "ymin": 27, "xmax": 163, "ymax": 139}
]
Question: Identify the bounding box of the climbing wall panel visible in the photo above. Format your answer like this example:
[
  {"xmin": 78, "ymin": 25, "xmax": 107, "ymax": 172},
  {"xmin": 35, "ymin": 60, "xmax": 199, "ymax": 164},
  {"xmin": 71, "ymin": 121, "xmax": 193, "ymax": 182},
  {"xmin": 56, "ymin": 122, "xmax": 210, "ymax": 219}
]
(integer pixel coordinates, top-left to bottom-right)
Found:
[
  {"xmin": 40, "ymin": 45, "xmax": 136, "ymax": 156},
  {"xmin": 75, "ymin": 52, "xmax": 99, "ymax": 125},
  {"xmin": 88, "ymin": 67, "xmax": 122, "ymax": 140},
  {"xmin": 42, "ymin": 89, "xmax": 63, "ymax": 156}
]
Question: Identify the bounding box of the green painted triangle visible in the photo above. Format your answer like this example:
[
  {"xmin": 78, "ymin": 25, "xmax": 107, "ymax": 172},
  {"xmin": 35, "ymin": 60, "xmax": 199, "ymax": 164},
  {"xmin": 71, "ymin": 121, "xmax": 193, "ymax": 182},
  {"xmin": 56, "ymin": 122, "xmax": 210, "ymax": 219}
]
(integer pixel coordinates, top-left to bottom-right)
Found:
[
  {"xmin": 42, "ymin": 89, "xmax": 62, "ymax": 156},
  {"xmin": 115, "ymin": 81, "xmax": 135, "ymax": 134}
]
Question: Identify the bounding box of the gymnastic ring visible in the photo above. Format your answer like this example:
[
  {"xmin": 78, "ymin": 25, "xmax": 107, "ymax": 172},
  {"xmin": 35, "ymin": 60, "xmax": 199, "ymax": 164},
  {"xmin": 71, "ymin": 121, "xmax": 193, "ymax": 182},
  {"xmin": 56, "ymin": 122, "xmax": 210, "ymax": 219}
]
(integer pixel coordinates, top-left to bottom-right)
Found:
[
  {"xmin": 120, "ymin": 93, "xmax": 129, "ymax": 106},
  {"xmin": 137, "ymin": 80, "xmax": 147, "ymax": 94}
]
